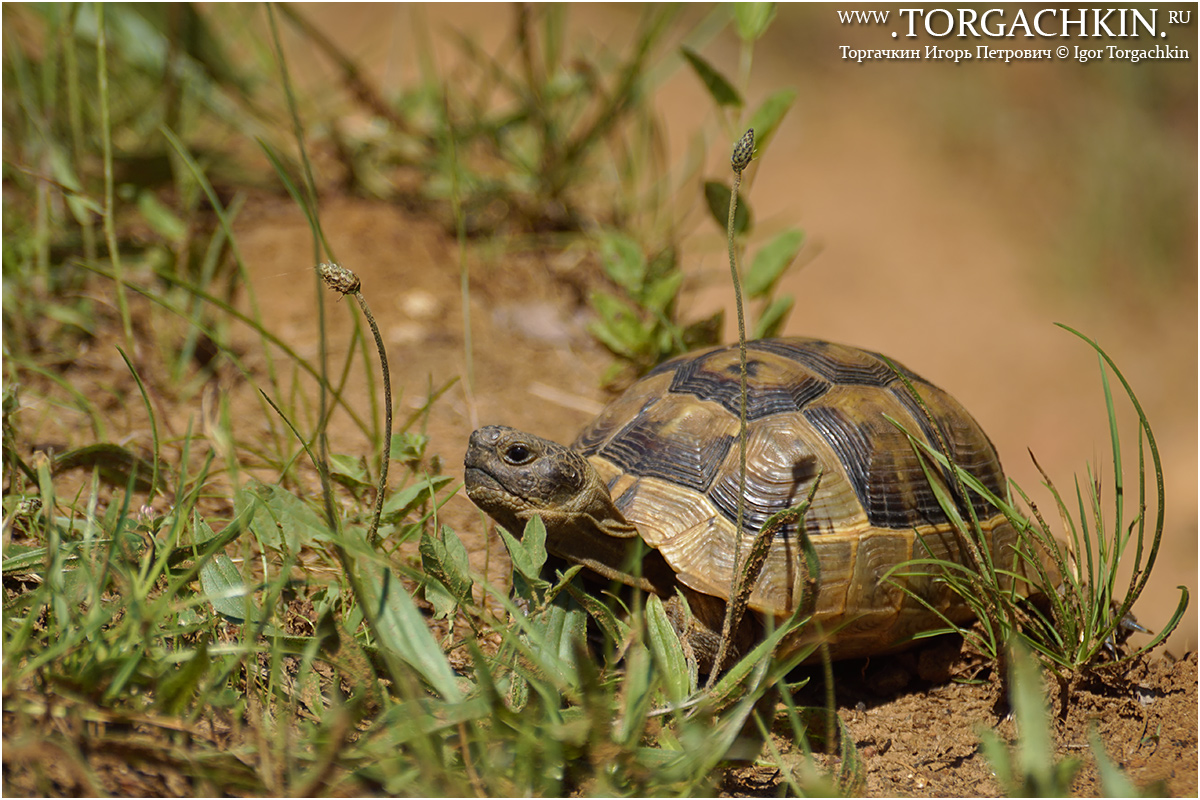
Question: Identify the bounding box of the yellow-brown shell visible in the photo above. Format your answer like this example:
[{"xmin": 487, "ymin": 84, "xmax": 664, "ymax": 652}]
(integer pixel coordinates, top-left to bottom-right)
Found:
[{"xmin": 572, "ymin": 338, "xmax": 1015, "ymax": 657}]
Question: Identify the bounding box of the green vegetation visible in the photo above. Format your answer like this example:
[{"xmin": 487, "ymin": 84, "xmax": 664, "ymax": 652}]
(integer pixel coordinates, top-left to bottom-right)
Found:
[
  {"xmin": 979, "ymin": 640, "xmax": 1157, "ymax": 798},
  {"xmin": 2, "ymin": 4, "xmax": 827, "ymax": 794},
  {"xmin": 884, "ymin": 325, "xmax": 1186, "ymax": 676}
]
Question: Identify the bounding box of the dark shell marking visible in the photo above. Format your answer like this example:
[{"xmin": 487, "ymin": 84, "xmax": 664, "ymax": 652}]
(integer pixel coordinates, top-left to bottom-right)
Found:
[{"xmin": 574, "ymin": 338, "xmax": 1005, "ymax": 538}]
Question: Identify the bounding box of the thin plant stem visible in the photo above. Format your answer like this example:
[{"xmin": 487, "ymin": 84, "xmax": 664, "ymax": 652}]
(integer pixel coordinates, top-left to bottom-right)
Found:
[
  {"xmin": 95, "ymin": 4, "xmax": 133, "ymax": 348},
  {"xmin": 354, "ymin": 291, "xmax": 392, "ymax": 546},
  {"xmin": 265, "ymin": 2, "xmax": 342, "ymax": 532},
  {"xmin": 115, "ymin": 348, "xmax": 161, "ymax": 498},
  {"xmin": 62, "ymin": 5, "xmax": 96, "ymax": 263},
  {"xmin": 443, "ymin": 85, "xmax": 475, "ymax": 398},
  {"xmin": 318, "ymin": 263, "xmax": 392, "ymax": 547},
  {"xmin": 707, "ymin": 128, "xmax": 755, "ymax": 686}
]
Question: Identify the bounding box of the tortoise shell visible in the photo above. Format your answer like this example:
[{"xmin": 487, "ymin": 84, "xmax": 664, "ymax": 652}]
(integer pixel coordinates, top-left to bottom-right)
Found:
[{"xmin": 571, "ymin": 337, "xmax": 1015, "ymax": 657}]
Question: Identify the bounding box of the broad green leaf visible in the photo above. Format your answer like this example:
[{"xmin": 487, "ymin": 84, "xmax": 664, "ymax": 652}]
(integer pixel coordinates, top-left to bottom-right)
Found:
[
  {"xmin": 706, "ymin": 602, "xmax": 815, "ymax": 709},
  {"xmin": 522, "ymin": 514, "xmax": 548, "ymax": 568},
  {"xmin": 48, "ymin": 147, "xmax": 103, "ymax": 224},
  {"xmin": 365, "ymin": 696, "xmax": 496, "ymax": 753},
  {"xmin": 588, "ymin": 291, "xmax": 649, "ymax": 358},
  {"xmin": 641, "ymin": 271, "xmax": 684, "ymax": 315},
  {"xmin": 747, "ymin": 88, "xmax": 797, "ymax": 154},
  {"xmin": 753, "ymin": 295, "xmax": 794, "ymax": 339},
  {"xmin": 363, "ymin": 562, "xmax": 465, "ymax": 702},
  {"xmin": 680, "ymin": 46, "xmax": 742, "ymax": 108},
  {"xmin": 200, "ymin": 553, "xmax": 263, "ymax": 624},
  {"xmin": 234, "ymin": 484, "xmax": 279, "ymax": 550},
  {"xmin": 703, "ymin": 181, "xmax": 751, "ymax": 236},
  {"xmin": 498, "ymin": 515, "xmax": 552, "ymax": 602},
  {"xmin": 380, "ymin": 475, "xmax": 454, "ymax": 523},
  {"xmin": 136, "ymin": 190, "xmax": 187, "ymax": 242},
  {"xmin": 179, "ymin": 508, "xmax": 249, "ymax": 566},
  {"xmin": 745, "ymin": 228, "xmax": 805, "ymax": 298},
  {"xmin": 560, "ymin": 571, "xmax": 630, "ymax": 660},
  {"xmin": 238, "ymin": 479, "xmax": 335, "ymax": 552},
  {"xmin": 2, "ymin": 542, "xmax": 85, "ymax": 574},
  {"xmin": 617, "ymin": 643, "xmax": 654, "ymax": 746},
  {"xmin": 50, "ymin": 443, "xmax": 160, "ymax": 493},
  {"xmin": 499, "ymin": 515, "xmax": 549, "ymax": 583},
  {"xmin": 482, "ymin": 580, "xmax": 582, "ymax": 694},
  {"xmin": 42, "ymin": 302, "xmax": 98, "ymax": 338},
  {"xmin": 733, "ymin": 3, "xmax": 777, "ymax": 42},
  {"xmin": 534, "ymin": 591, "xmax": 589, "ymax": 677},
  {"xmin": 329, "ymin": 453, "xmax": 372, "ymax": 491},
  {"xmin": 587, "ymin": 320, "xmax": 634, "ymax": 360},
  {"xmin": 597, "ymin": 231, "xmax": 647, "ymax": 294},
  {"xmin": 390, "ymin": 432, "xmax": 428, "ymax": 463},
  {"xmin": 439, "ymin": 525, "xmax": 473, "ymax": 601},
  {"xmin": 645, "ymin": 595, "xmax": 691, "ymax": 704},
  {"xmin": 698, "ymin": 658, "xmax": 773, "ymax": 771},
  {"xmin": 420, "ymin": 525, "xmax": 473, "ymax": 618},
  {"xmin": 590, "ymin": 290, "xmax": 640, "ymax": 325},
  {"xmin": 421, "ymin": 558, "xmax": 459, "ymax": 620},
  {"xmin": 155, "ymin": 639, "xmax": 210, "ymax": 715}
]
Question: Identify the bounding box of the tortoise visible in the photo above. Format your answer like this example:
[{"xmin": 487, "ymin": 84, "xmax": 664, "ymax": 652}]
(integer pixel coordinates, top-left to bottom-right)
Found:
[{"xmin": 464, "ymin": 337, "xmax": 1017, "ymax": 669}]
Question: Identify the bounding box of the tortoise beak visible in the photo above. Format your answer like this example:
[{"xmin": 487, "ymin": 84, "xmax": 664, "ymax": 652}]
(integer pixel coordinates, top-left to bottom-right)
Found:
[{"xmin": 464, "ymin": 426, "xmax": 504, "ymax": 496}]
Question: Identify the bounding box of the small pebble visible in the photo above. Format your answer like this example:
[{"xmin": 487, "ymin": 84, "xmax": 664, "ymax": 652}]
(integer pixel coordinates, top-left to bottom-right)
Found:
[{"xmin": 399, "ymin": 289, "xmax": 440, "ymax": 320}]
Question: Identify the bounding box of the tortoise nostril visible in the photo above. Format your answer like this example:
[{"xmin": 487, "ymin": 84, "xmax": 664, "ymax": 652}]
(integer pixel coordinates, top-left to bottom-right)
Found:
[{"xmin": 471, "ymin": 426, "xmax": 505, "ymax": 447}]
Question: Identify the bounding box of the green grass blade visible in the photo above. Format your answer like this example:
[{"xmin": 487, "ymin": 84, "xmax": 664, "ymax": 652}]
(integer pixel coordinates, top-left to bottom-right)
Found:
[
  {"xmin": 743, "ymin": 228, "xmax": 804, "ymax": 298},
  {"xmin": 680, "ymin": 46, "xmax": 742, "ymax": 108},
  {"xmin": 645, "ymin": 594, "xmax": 691, "ymax": 704}
]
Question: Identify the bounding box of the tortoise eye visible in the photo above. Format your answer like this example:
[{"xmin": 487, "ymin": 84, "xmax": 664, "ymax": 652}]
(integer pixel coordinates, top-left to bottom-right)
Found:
[{"xmin": 504, "ymin": 443, "xmax": 532, "ymax": 464}]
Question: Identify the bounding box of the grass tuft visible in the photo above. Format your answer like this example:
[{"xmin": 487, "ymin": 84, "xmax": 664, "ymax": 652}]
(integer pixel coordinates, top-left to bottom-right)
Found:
[{"xmin": 885, "ymin": 326, "xmax": 1187, "ymax": 675}]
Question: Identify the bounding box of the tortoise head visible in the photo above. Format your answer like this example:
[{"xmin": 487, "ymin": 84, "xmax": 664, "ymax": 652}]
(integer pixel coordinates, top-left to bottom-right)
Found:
[
  {"xmin": 465, "ymin": 425, "xmax": 659, "ymax": 587},
  {"xmin": 464, "ymin": 425, "xmax": 599, "ymax": 533}
]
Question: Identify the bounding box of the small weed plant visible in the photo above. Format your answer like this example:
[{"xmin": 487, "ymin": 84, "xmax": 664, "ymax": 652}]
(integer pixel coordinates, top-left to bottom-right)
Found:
[
  {"xmin": 884, "ymin": 326, "xmax": 1187, "ymax": 675},
  {"xmin": 979, "ymin": 639, "xmax": 1151, "ymax": 797},
  {"xmin": 588, "ymin": 4, "xmax": 807, "ymax": 383}
]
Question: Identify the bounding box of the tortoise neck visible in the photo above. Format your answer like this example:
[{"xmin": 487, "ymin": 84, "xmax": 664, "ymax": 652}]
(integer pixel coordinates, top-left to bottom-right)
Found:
[
  {"xmin": 546, "ymin": 525, "xmax": 679, "ymax": 595},
  {"xmin": 542, "ymin": 467, "xmax": 679, "ymax": 595}
]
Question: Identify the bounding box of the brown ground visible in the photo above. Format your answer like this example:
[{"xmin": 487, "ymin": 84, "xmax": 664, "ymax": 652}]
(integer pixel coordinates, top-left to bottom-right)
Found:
[{"xmin": 8, "ymin": 3, "xmax": 1197, "ymax": 796}]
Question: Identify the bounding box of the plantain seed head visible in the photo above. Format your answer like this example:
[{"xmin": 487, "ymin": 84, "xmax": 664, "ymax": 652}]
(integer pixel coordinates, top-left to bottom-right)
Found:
[
  {"xmin": 731, "ymin": 128, "xmax": 755, "ymax": 173},
  {"xmin": 318, "ymin": 262, "xmax": 361, "ymax": 295}
]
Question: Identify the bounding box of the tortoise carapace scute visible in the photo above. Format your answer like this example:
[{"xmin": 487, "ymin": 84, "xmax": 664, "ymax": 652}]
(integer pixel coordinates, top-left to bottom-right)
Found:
[{"xmin": 465, "ymin": 337, "xmax": 1016, "ymax": 663}]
